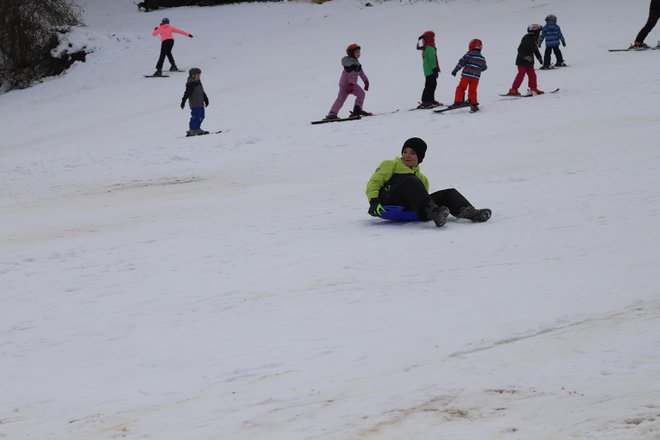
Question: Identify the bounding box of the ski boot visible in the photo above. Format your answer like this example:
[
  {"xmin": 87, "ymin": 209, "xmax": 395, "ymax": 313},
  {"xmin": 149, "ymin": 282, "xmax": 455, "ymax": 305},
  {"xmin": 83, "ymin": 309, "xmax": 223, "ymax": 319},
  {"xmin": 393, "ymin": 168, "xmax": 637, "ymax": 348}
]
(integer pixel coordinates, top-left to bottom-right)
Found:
[
  {"xmin": 350, "ymin": 105, "xmax": 372, "ymax": 117},
  {"xmin": 506, "ymin": 88, "xmax": 521, "ymax": 96},
  {"xmin": 169, "ymin": 65, "xmax": 179, "ymax": 72},
  {"xmin": 539, "ymin": 64, "xmax": 553, "ymax": 70},
  {"xmin": 529, "ymin": 87, "xmax": 544, "ymax": 95},
  {"xmin": 323, "ymin": 112, "xmax": 340, "ymax": 121},
  {"xmin": 153, "ymin": 70, "xmax": 163, "ymax": 77},
  {"xmin": 633, "ymin": 42, "xmax": 650, "ymax": 49},
  {"xmin": 424, "ymin": 202, "xmax": 450, "ymax": 228},
  {"xmin": 416, "ymin": 102, "xmax": 435, "ymax": 109},
  {"xmin": 432, "ymin": 100, "xmax": 443, "ymax": 107},
  {"xmin": 457, "ymin": 206, "xmax": 492, "ymax": 223},
  {"xmin": 470, "ymin": 103, "xmax": 480, "ymax": 112},
  {"xmin": 554, "ymin": 61, "xmax": 567, "ymax": 67}
]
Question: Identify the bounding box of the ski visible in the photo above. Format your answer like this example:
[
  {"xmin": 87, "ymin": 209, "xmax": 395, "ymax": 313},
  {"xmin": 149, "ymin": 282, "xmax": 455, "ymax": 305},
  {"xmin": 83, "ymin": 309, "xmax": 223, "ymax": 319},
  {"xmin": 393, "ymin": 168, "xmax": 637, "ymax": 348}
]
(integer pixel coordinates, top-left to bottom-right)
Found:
[
  {"xmin": 499, "ymin": 87, "xmax": 560, "ymax": 98},
  {"xmin": 433, "ymin": 102, "xmax": 471, "ymax": 113},
  {"xmin": 409, "ymin": 103, "xmax": 444, "ymax": 111},
  {"xmin": 144, "ymin": 74, "xmax": 169, "ymax": 78},
  {"xmin": 311, "ymin": 116, "xmax": 361, "ymax": 125},
  {"xmin": 364, "ymin": 109, "xmax": 399, "ymax": 116},
  {"xmin": 609, "ymin": 41, "xmax": 660, "ymax": 52},
  {"xmin": 183, "ymin": 129, "xmax": 228, "ymax": 137}
]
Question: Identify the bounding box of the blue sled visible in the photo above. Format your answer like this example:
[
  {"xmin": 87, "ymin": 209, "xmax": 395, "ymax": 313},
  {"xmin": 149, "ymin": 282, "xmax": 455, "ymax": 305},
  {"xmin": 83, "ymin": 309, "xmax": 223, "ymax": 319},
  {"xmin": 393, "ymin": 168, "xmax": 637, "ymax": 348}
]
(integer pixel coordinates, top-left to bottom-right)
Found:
[{"xmin": 378, "ymin": 205, "xmax": 420, "ymax": 221}]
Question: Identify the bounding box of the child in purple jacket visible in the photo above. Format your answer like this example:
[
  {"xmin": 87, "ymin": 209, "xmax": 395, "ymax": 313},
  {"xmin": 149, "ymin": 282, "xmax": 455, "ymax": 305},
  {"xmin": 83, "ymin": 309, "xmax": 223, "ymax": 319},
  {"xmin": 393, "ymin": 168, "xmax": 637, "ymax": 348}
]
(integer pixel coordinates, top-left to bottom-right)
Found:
[{"xmin": 324, "ymin": 44, "xmax": 371, "ymax": 121}]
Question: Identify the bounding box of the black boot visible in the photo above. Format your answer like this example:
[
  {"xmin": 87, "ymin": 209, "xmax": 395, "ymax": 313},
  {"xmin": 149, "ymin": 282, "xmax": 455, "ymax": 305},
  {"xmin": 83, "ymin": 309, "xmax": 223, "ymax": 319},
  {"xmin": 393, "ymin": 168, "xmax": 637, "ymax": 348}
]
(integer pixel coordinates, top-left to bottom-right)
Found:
[
  {"xmin": 424, "ymin": 201, "xmax": 449, "ymax": 227},
  {"xmin": 457, "ymin": 205, "xmax": 491, "ymax": 222},
  {"xmin": 351, "ymin": 105, "xmax": 371, "ymax": 117}
]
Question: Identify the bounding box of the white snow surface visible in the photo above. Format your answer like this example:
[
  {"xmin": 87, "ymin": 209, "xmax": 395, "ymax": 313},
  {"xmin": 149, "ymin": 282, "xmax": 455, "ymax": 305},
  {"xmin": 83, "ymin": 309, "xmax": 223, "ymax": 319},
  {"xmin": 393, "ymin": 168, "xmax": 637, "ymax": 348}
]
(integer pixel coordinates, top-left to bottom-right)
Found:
[{"xmin": 2, "ymin": 0, "xmax": 660, "ymax": 438}]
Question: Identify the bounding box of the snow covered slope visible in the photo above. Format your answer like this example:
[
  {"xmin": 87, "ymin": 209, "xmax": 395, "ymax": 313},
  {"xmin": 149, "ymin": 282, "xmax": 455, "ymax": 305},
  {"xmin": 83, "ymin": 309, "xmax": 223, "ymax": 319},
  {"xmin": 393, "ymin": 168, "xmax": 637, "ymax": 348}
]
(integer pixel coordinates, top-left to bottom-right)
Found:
[{"xmin": 1, "ymin": 0, "xmax": 660, "ymax": 439}]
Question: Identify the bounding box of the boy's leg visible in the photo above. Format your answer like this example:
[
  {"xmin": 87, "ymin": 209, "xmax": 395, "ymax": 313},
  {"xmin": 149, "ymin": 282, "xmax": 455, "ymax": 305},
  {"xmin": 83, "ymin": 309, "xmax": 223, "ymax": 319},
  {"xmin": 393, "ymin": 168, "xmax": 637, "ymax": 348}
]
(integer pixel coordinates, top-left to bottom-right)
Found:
[
  {"xmin": 467, "ymin": 78, "xmax": 479, "ymax": 104},
  {"xmin": 512, "ymin": 65, "xmax": 527, "ymax": 89},
  {"xmin": 421, "ymin": 74, "xmax": 437, "ymax": 103},
  {"xmin": 429, "ymin": 188, "xmax": 471, "ymax": 217},
  {"xmin": 527, "ymin": 66, "xmax": 538, "ymax": 89},
  {"xmin": 554, "ymin": 46, "xmax": 564, "ymax": 64},
  {"xmin": 379, "ymin": 175, "xmax": 432, "ymax": 218},
  {"xmin": 543, "ymin": 47, "xmax": 552, "ymax": 66},
  {"xmin": 454, "ymin": 77, "xmax": 469, "ymax": 103},
  {"xmin": 189, "ymin": 107, "xmax": 204, "ymax": 130}
]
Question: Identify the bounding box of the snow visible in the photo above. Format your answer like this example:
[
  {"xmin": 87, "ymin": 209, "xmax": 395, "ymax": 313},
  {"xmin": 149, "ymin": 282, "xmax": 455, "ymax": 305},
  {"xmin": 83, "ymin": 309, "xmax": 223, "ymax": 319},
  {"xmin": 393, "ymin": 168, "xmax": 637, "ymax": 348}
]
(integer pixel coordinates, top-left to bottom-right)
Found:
[{"xmin": 1, "ymin": 0, "xmax": 660, "ymax": 438}]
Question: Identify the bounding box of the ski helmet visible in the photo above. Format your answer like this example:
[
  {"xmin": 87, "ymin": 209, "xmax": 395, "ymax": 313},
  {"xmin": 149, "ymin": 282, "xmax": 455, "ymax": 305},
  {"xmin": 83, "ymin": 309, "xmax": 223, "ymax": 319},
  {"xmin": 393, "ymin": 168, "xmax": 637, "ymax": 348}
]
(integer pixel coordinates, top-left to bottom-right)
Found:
[
  {"xmin": 161, "ymin": 17, "xmax": 170, "ymax": 24},
  {"xmin": 346, "ymin": 43, "xmax": 361, "ymax": 56},
  {"xmin": 469, "ymin": 39, "xmax": 483, "ymax": 50},
  {"xmin": 545, "ymin": 14, "xmax": 557, "ymax": 23},
  {"xmin": 188, "ymin": 67, "xmax": 201, "ymax": 77},
  {"xmin": 527, "ymin": 23, "xmax": 542, "ymax": 33}
]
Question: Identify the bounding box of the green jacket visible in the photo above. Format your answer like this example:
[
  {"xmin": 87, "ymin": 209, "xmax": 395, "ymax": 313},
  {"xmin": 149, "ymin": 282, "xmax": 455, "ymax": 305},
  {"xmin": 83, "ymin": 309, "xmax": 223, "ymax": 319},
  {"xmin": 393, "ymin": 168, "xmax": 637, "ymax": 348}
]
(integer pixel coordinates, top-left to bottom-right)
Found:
[
  {"xmin": 422, "ymin": 46, "xmax": 438, "ymax": 77},
  {"xmin": 366, "ymin": 157, "xmax": 430, "ymax": 200}
]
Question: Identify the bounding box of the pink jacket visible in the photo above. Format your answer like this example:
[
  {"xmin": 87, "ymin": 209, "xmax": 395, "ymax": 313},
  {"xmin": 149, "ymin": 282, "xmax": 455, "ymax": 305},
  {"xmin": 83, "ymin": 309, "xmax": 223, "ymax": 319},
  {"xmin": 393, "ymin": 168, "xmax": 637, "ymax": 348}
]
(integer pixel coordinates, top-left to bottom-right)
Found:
[{"xmin": 152, "ymin": 24, "xmax": 191, "ymax": 42}]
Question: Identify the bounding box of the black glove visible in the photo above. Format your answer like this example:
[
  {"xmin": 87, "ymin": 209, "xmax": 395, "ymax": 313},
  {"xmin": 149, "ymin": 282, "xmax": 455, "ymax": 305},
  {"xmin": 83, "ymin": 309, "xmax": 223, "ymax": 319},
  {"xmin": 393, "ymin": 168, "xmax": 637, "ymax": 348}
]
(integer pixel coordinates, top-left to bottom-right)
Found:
[
  {"xmin": 180, "ymin": 99, "xmax": 186, "ymax": 109},
  {"xmin": 368, "ymin": 198, "xmax": 383, "ymax": 217},
  {"xmin": 154, "ymin": 27, "xmax": 158, "ymax": 31},
  {"xmin": 562, "ymin": 42, "xmax": 566, "ymax": 47},
  {"xmin": 451, "ymin": 69, "xmax": 458, "ymax": 77},
  {"xmin": 188, "ymin": 34, "xmax": 193, "ymax": 38},
  {"xmin": 204, "ymin": 96, "xmax": 209, "ymax": 107}
]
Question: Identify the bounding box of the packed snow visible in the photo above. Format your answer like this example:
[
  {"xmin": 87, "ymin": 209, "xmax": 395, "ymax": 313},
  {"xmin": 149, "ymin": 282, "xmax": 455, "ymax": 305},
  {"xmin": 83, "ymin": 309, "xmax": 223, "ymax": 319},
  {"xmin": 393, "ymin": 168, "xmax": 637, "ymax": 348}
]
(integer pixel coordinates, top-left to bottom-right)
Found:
[{"xmin": 1, "ymin": 0, "xmax": 660, "ymax": 438}]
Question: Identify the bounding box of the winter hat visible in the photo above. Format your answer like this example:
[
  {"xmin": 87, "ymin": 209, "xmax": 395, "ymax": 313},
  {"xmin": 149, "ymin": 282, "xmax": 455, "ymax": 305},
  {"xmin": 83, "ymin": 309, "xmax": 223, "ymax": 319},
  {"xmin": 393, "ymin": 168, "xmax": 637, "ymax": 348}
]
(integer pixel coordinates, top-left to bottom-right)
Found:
[
  {"xmin": 402, "ymin": 137, "xmax": 427, "ymax": 163},
  {"xmin": 161, "ymin": 17, "xmax": 170, "ymax": 24},
  {"xmin": 188, "ymin": 67, "xmax": 201, "ymax": 78},
  {"xmin": 422, "ymin": 30, "xmax": 435, "ymax": 46},
  {"xmin": 469, "ymin": 38, "xmax": 483, "ymax": 51}
]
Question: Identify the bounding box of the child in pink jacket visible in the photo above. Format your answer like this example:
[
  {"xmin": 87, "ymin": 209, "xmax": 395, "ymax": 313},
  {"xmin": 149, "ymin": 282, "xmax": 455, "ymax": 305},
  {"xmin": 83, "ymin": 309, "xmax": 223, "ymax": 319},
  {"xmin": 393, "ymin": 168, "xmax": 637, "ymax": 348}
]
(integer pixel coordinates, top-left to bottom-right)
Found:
[
  {"xmin": 151, "ymin": 18, "xmax": 193, "ymax": 76},
  {"xmin": 324, "ymin": 43, "xmax": 371, "ymax": 120}
]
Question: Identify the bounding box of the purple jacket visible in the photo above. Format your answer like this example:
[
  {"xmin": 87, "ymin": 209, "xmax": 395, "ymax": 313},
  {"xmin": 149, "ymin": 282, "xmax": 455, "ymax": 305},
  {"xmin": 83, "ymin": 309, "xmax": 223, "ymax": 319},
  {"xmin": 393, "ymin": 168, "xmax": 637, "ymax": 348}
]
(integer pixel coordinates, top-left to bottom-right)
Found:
[{"xmin": 338, "ymin": 56, "xmax": 369, "ymax": 89}]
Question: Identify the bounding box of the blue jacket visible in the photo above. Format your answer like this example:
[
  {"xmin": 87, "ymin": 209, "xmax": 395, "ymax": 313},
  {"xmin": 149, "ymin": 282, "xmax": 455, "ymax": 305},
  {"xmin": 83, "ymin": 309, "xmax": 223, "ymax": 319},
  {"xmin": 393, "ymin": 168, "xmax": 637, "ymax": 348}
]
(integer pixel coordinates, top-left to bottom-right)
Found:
[
  {"xmin": 539, "ymin": 22, "xmax": 566, "ymax": 48},
  {"xmin": 453, "ymin": 50, "xmax": 487, "ymax": 79}
]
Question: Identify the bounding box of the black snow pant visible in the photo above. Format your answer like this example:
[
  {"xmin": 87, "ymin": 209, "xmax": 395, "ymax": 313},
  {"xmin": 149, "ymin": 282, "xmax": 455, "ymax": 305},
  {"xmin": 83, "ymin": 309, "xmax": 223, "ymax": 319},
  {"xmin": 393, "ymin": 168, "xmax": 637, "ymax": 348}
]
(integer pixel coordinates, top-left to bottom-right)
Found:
[
  {"xmin": 635, "ymin": 0, "xmax": 660, "ymax": 44},
  {"xmin": 156, "ymin": 39, "xmax": 176, "ymax": 71},
  {"xmin": 421, "ymin": 72, "xmax": 438, "ymax": 104},
  {"xmin": 379, "ymin": 175, "xmax": 472, "ymax": 221}
]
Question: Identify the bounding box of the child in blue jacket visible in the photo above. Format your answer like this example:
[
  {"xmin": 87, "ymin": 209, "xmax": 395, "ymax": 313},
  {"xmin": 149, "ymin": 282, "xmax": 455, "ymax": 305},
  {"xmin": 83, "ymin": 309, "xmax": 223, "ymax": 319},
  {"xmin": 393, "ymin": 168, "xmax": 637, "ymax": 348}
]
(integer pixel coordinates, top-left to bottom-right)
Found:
[{"xmin": 539, "ymin": 14, "xmax": 566, "ymax": 69}]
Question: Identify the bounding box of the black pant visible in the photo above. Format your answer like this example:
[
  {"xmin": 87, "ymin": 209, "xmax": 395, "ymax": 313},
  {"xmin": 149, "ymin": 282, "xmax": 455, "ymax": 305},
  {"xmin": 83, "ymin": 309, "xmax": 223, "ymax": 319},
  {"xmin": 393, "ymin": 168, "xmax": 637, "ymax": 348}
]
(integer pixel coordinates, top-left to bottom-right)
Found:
[
  {"xmin": 421, "ymin": 73, "xmax": 438, "ymax": 104},
  {"xmin": 636, "ymin": 0, "xmax": 660, "ymax": 43},
  {"xmin": 543, "ymin": 46, "xmax": 564, "ymax": 65},
  {"xmin": 379, "ymin": 175, "xmax": 471, "ymax": 220},
  {"xmin": 156, "ymin": 39, "xmax": 175, "ymax": 70}
]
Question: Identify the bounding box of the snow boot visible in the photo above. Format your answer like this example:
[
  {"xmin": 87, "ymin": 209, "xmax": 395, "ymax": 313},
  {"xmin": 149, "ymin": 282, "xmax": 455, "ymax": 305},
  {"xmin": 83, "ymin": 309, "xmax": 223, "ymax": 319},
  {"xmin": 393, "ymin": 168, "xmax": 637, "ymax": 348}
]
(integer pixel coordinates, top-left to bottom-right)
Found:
[
  {"xmin": 153, "ymin": 70, "xmax": 163, "ymax": 77},
  {"xmin": 457, "ymin": 205, "xmax": 492, "ymax": 223},
  {"xmin": 169, "ymin": 65, "xmax": 179, "ymax": 71},
  {"xmin": 529, "ymin": 87, "xmax": 544, "ymax": 95},
  {"xmin": 554, "ymin": 61, "xmax": 567, "ymax": 67},
  {"xmin": 470, "ymin": 103, "xmax": 480, "ymax": 112},
  {"xmin": 351, "ymin": 105, "xmax": 372, "ymax": 117},
  {"xmin": 416, "ymin": 102, "xmax": 435, "ymax": 109},
  {"xmin": 633, "ymin": 42, "xmax": 650, "ymax": 48},
  {"xmin": 506, "ymin": 88, "xmax": 521, "ymax": 96},
  {"xmin": 323, "ymin": 112, "xmax": 340, "ymax": 121},
  {"xmin": 425, "ymin": 202, "xmax": 450, "ymax": 228},
  {"xmin": 539, "ymin": 65, "xmax": 553, "ymax": 70}
]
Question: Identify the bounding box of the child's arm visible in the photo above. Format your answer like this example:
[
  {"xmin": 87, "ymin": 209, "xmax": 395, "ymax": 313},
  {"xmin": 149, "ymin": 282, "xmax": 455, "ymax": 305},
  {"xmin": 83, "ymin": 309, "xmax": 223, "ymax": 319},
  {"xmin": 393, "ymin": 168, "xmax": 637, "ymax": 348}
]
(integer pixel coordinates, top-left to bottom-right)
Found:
[{"xmin": 451, "ymin": 54, "xmax": 466, "ymax": 76}]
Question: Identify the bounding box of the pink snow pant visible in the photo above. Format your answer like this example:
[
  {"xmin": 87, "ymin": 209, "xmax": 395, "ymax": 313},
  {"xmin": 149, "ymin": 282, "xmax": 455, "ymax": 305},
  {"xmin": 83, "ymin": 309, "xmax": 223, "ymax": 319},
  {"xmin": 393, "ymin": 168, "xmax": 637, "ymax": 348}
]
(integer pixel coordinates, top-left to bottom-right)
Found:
[
  {"xmin": 512, "ymin": 65, "xmax": 538, "ymax": 90},
  {"xmin": 330, "ymin": 85, "xmax": 365, "ymax": 114}
]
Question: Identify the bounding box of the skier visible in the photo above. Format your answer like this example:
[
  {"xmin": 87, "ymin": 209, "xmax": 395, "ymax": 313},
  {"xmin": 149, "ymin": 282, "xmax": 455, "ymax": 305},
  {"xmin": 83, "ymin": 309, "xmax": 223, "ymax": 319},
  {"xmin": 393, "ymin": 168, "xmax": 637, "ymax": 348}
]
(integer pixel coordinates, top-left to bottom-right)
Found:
[
  {"xmin": 633, "ymin": 0, "xmax": 660, "ymax": 48},
  {"xmin": 151, "ymin": 18, "xmax": 193, "ymax": 77},
  {"xmin": 366, "ymin": 137, "xmax": 491, "ymax": 227},
  {"xmin": 416, "ymin": 31, "xmax": 442, "ymax": 109},
  {"xmin": 539, "ymin": 14, "xmax": 567, "ymax": 69},
  {"xmin": 450, "ymin": 39, "xmax": 487, "ymax": 112},
  {"xmin": 506, "ymin": 24, "xmax": 544, "ymax": 96},
  {"xmin": 323, "ymin": 44, "xmax": 371, "ymax": 121},
  {"xmin": 180, "ymin": 67, "xmax": 209, "ymax": 136}
]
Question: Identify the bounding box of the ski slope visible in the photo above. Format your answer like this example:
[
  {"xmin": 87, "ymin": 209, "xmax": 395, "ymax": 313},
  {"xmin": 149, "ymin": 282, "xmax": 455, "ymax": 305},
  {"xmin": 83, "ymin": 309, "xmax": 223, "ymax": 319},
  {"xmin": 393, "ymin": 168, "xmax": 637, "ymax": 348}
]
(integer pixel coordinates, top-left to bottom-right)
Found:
[{"xmin": 1, "ymin": 0, "xmax": 660, "ymax": 438}]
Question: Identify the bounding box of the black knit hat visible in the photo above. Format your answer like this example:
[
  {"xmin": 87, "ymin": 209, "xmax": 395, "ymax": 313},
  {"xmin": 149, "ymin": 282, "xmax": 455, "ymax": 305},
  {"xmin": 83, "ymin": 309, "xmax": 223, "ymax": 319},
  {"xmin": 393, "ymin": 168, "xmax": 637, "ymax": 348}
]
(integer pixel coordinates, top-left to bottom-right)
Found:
[{"xmin": 402, "ymin": 137, "xmax": 427, "ymax": 163}]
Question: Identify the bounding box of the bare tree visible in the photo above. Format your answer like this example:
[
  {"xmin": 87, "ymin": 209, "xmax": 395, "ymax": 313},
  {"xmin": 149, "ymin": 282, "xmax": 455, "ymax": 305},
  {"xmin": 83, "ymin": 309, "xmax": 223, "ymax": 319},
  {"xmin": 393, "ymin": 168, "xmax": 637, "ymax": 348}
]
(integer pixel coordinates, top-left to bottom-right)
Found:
[{"xmin": 0, "ymin": 0, "xmax": 82, "ymax": 92}]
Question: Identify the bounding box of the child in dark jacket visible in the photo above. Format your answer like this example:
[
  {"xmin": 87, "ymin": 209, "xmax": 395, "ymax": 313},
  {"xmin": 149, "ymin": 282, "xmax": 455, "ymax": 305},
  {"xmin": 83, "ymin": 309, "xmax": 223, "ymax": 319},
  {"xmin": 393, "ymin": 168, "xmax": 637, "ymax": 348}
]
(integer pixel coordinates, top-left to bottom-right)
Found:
[
  {"xmin": 507, "ymin": 24, "xmax": 544, "ymax": 96},
  {"xmin": 539, "ymin": 14, "xmax": 567, "ymax": 69},
  {"xmin": 450, "ymin": 39, "xmax": 487, "ymax": 112},
  {"xmin": 180, "ymin": 67, "xmax": 209, "ymax": 136}
]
